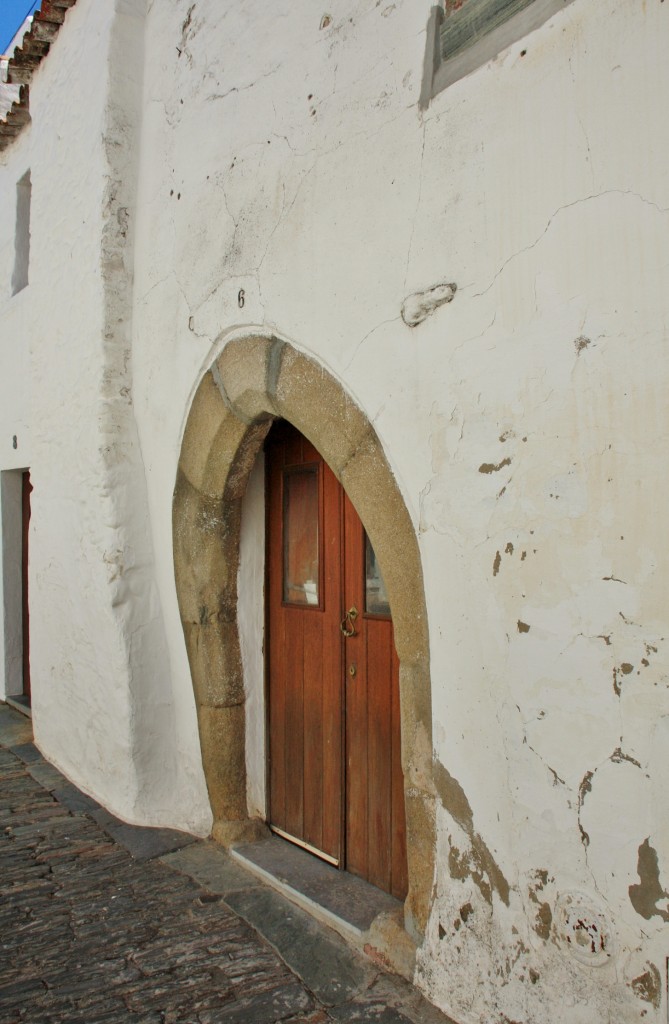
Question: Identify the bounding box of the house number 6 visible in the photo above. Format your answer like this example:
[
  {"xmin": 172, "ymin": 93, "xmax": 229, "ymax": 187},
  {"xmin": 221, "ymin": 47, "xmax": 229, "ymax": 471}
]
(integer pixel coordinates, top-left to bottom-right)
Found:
[{"xmin": 238, "ymin": 289, "xmax": 245, "ymax": 308}]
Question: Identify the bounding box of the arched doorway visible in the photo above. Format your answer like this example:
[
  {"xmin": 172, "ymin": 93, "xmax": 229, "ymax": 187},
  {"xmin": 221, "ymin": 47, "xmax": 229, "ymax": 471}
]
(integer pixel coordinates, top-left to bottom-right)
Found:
[{"xmin": 172, "ymin": 333, "xmax": 436, "ymax": 940}]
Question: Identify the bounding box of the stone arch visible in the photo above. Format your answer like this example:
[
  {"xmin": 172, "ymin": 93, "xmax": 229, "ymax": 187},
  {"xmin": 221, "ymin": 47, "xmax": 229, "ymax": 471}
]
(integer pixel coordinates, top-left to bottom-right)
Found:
[{"xmin": 173, "ymin": 333, "xmax": 436, "ymax": 939}]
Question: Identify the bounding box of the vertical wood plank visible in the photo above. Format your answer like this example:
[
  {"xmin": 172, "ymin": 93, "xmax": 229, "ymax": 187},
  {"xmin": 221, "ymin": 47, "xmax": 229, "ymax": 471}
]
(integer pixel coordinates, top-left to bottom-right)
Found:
[
  {"xmin": 366, "ymin": 618, "xmax": 392, "ymax": 891},
  {"xmin": 283, "ymin": 613, "xmax": 305, "ymax": 840},
  {"xmin": 390, "ymin": 642, "xmax": 408, "ymax": 899},
  {"xmin": 321, "ymin": 463, "xmax": 343, "ymax": 862},
  {"xmin": 302, "ymin": 607, "xmax": 323, "ymax": 851},
  {"xmin": 267, "ymin": 441, "xmax": 286, "ymax": 829},
  {"xmin": 343, "ymin": 494, "xmax": 367, "ymax": 880}
]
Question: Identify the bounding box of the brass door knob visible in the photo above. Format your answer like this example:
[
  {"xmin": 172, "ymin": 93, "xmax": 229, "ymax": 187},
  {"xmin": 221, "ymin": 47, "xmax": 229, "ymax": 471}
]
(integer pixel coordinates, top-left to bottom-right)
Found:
[{"xmin": 339, "ymin": 606, "xmax": 358, "ymax": 637}]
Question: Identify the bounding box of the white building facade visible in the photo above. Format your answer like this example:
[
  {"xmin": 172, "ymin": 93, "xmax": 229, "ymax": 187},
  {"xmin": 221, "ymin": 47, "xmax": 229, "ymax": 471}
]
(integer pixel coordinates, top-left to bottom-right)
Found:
[{"xmin": 1, "ymin": 1, "xmax": 668, "ymax": 1021}]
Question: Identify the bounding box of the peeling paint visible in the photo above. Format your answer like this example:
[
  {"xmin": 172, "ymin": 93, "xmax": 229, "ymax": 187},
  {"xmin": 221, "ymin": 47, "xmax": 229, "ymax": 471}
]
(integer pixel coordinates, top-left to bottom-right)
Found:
[
  {"xmin": 612, "ymin": 667, "xmax": 621, "ymax": 697},
  {"xmin": 534, "ymin": 901, "xmax": 552, "ymax": 940},
  {"xmin": 629, "ymin": 838, "xmax": 669, "ymax": 922},
  {"xmin": 459, "ymin": 901, "xmax": 472, "ymax": 922},
  {"xmin": 479, "ymin": 457, "xmax": 512, "ymax": 474},
  {"xmin": 449, "ymin": 844, "xmax": 494, "ymax": 905},
  {"xmin": 630, "ymin": 963, "xmax": 661, "ymax": 1008},
  {"xmin": 528, "ymin": 870, "xmax": 553, "ymax": 941},
  {"xmin": 493, "ymin": 550, "xmax": 501, "ymax": 576},
  {"xmin": 434, "ymin": 761, "xmax": 510, "ymax": 906},
  {"xmin": 610, "ymin": 747, "xmax": 641, "ymax": 769},
  {"xmin": 517, "ymin": 620, "xmax": 530, "ymax": 633},
  {"xmin": 577, "ymin": 771, "xmax": 594, "ymax": 847},
  {"xmin": 401, "ymin": 281, "xmax": 456, "ymax": 327}
]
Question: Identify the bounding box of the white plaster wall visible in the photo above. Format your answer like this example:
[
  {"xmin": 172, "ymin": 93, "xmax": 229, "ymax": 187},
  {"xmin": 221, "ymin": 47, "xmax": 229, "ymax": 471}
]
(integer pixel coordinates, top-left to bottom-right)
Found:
[
  {"xmin": 0, "ymin": 0, "xmax": 211, "ymax": 834},
  {"xmin": 0, "ymin": 128, "xmax": 31, "ymax": 473},
  {"xmin": 131, "ymin": 0, "xmax": 669, "ymax": 1020}
]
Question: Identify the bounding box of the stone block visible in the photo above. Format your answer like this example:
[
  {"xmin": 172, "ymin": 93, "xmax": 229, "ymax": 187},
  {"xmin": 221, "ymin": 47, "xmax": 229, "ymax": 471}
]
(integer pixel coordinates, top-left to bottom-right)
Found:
[
  {"xmin": 196, "ymin": 704, "xmax": 247, "ymax": 821},
  {"xmin": 272, "ymin": 344, "xmax": 371, "ymax": 477},
  {"xmin": 216, "ymin": 334, "xmax": 276, "ymax": 424}
]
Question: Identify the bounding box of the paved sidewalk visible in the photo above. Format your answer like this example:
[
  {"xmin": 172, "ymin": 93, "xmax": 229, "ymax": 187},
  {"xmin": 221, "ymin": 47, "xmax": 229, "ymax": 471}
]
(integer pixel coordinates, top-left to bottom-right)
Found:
[{"xmin": 0, "ymin": 705, "xmax": 455, "ymax": 1024}]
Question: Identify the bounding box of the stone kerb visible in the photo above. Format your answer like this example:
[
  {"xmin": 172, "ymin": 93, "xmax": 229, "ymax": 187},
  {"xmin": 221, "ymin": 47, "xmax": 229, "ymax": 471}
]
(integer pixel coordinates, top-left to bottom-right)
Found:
[{"xmin": 173, "ymin": 333, "xmax": 437, "ymax": 935}]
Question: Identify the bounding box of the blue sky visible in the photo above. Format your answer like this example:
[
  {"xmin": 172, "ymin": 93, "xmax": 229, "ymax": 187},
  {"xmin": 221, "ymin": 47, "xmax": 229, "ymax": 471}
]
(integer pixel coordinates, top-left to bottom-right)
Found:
[{"xmin": 1, "ymin": 1, "xmax": 40, "ymax": 56}]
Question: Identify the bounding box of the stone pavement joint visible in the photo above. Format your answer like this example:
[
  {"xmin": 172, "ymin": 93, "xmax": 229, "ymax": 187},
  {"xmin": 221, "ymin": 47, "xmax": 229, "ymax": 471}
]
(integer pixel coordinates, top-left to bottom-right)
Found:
[{"xmin": 0, "ymin": 704, "xmax": 458, "ymax": 1024}]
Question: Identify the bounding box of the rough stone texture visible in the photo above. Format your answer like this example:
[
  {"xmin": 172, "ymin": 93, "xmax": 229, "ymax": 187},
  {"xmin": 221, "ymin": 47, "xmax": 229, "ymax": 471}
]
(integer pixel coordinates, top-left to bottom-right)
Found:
[
  {"xmin": 0, "ymin": 705, "xmax": 33, "ymax": 748},
  {"xmin": 183, "ymin": 620, "xmax": 245, "ymax": 707},
  {"xmin": 224, "ymin": 886, "xmax": 376, "ymax": 1006},
  {"xmin": 0, "ymin": 713, "xmax": 456, "ymax": 1024},
  {"xmin": 215, "ymin": 334, "xmax": 276, "ymax": 424},
  {"xmin": 0, "ymin": 751, "xmax": 312, "ymax": 1023},
  {"xmin": 403, "ymin": 788, "xmax": 438, "ymax": 938},
  {"xmin": 173, "ymin": 473, "xmax": 240, "ymax": 627},
  {"xmin": 196, "ymin": 704, "xmax": 248, "ymax": 822},
  {"xmin": 271, "ymin": 344, "xmax": 372, "ymax": 477},
  {"xmin": 177, "ymin": 372, "xmax": 239, "ymax": 495},
  {"xmin": 89, "ymin": 807, "xmax": 198, "ymax": 861},
  {"xmin": 163, "ymin": 840, "xmax": 265, "ymax": 894}
]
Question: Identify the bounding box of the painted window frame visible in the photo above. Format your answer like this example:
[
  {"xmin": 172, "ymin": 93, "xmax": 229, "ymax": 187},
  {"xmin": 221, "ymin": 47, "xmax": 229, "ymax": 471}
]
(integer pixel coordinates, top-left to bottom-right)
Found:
[{"xmin": 421, "ymin": 0, "xmax": 578, "ymax": 103}]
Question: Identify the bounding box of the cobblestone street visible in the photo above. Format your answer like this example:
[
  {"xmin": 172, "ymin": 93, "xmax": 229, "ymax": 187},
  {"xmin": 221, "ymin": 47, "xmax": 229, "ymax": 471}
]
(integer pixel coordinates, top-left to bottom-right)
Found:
[{"xmin": 0, "ymin": 706, "xmax": 454, "ymax": 1024}]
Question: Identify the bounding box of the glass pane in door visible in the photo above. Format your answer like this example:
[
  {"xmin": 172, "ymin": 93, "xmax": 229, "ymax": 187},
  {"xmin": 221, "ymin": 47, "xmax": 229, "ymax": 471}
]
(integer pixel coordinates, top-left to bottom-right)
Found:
[
  {"xmin": 283, "ymin": 467, "xmax": 319, "ymax": 605},
  {"xmin": 365, "ymin": 533, "xmax": 390, "ymax": 616}
]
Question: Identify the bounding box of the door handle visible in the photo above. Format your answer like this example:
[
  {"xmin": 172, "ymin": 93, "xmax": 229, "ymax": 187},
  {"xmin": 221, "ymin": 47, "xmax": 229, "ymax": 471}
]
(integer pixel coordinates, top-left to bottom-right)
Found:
[{"xmin": 340, "ymin": 606, "xmax": 358, "ymax": 637}]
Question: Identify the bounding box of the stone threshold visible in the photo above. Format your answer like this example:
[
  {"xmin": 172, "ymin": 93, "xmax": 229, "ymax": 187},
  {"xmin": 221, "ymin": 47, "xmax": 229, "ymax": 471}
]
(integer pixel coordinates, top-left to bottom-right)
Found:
[
  {"xmin": 4, "ymin": 694, "xmax": 31, "ymax": 718},
  {"xmin": 230, "ymin": 833, "xmax": 416, "ymax": 977}
]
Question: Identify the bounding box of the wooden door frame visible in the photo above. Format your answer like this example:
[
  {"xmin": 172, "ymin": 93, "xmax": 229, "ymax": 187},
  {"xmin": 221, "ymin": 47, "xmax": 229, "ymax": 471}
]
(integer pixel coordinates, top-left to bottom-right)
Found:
[
  {"xmin": 21, "ymin": 470, "xmax": 31, "ymax": 701},
  {"xmin": 173, "ymin": 331, "xmax": 436, "ymax": 943}
]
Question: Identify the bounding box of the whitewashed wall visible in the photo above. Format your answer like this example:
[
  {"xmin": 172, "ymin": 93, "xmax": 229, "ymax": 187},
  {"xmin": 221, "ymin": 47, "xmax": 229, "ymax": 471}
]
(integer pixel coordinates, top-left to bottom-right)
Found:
[
  {"xmin": 0, "ymin": 0, "xmax": 211, "ymax": 832},
  {"xmin": 1, "ymin": 0, "xmax": 667, "ymax": 1020}
]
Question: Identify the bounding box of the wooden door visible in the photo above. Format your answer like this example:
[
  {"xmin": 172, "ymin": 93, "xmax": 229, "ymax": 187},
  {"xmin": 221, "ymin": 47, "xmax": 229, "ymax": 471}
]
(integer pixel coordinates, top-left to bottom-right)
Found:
[{"xmin": 266, "ymin": 421, "xmax": 407, "ymax": 899}]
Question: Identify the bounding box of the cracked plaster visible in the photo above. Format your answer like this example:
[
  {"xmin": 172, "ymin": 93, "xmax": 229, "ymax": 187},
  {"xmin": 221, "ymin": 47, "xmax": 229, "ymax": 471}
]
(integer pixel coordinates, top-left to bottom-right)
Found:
[{"xmin": 1, "ymin": 0, "xmax": 669, "ymax": 1022}]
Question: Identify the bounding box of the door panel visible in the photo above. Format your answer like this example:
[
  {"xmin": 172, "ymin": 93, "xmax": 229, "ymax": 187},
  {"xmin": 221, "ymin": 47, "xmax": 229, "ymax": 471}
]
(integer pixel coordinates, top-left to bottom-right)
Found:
[
  {"xmin": 343, "ymin": 492, "xmax": 407, "ymax": 900},
  {"xmin": 267, "ymin": 422, "xmax": 343, "ymax": 864},
  {"xmin": 266, "ymin": 421, "xmax": 407, "ymax": 897}
]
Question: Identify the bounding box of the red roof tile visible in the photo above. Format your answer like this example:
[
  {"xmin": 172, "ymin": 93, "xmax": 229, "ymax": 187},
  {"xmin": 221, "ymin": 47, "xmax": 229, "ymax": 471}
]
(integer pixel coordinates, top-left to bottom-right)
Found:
[{"xmin": 0, "ymin": 0, "xmax": 78, "ymax": 152}]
